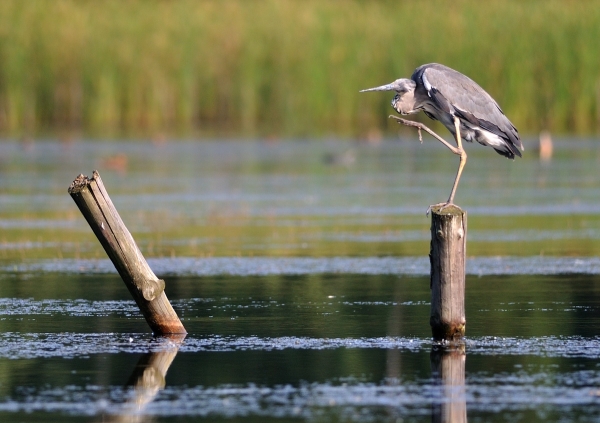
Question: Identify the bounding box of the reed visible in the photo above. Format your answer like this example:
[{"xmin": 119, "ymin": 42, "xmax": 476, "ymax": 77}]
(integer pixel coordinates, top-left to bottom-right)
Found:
[{"xmin": 0, "ymin": 0, "xmax": 598, "ymax": 138}]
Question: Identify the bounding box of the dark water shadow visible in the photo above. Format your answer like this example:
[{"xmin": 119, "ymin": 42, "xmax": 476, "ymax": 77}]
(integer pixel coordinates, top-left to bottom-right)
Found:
[
  {"xmin": 431, "ymin": 344, "xmax": 467, "ymax": 423},
  {"xmin": 101, "ymin": 334, "xmax": 185, "ymax": 423}
]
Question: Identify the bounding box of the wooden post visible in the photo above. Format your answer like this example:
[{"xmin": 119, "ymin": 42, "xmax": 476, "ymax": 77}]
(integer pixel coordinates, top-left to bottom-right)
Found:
[
  {"xmin": 68, "ymin": 171, "xmax": 186, "ymax": 335},
  {"xmin": 429, "ymin": 204, "xmax": 466, "ymax": 341}
]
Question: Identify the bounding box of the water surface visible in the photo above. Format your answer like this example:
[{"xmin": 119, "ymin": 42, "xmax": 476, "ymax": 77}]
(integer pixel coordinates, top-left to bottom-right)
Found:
[{"xmin": 1, "ymin": 137, "xmax": 600, "ymax": 422}]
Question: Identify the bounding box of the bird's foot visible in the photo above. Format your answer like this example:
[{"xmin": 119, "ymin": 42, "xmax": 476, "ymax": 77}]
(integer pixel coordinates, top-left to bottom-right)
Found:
[{"xmin": 426, "ymin": 201, "xmax": 454, "ymax": 217}]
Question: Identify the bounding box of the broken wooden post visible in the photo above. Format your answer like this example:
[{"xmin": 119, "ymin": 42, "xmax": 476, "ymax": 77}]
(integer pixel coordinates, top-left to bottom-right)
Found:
[
  {"xmin": 429, "ymin": 204, "xmax": 466, "ymax": 341},
  {"xmin": 68, "ymin": 171, "xmax": 186, "ymax": 335}
]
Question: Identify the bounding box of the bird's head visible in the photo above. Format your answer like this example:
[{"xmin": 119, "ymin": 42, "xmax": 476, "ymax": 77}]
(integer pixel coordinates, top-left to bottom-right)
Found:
[
  {"xmin": 360, "ymin": 78, "xmax": 418, "ymax": 115},
  {"xmin": 360, "ymin": 78, "xmax": 416, "ymax": 95}
]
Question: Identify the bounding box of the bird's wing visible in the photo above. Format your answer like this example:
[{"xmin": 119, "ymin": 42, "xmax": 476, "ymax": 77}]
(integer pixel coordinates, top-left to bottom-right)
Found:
[{"xmin": 415, "ymin": 64, "xmax": 522, "ymax": 153}]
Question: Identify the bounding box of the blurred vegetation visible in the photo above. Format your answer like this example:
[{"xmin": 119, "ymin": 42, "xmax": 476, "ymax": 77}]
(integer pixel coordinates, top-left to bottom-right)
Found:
[{"xmin": 0, "ymin": 0, "xmax": 599, "ymax": 138}]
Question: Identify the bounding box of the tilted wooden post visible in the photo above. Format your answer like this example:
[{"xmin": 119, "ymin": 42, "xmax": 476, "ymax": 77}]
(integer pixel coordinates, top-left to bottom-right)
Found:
[
  {"xmin": 429, "ymin": 204, "xmax": 466, "ymax": 341},
  {"xmin": 68, "ymin": 171, "xmax": 186, "ymax": 335}
]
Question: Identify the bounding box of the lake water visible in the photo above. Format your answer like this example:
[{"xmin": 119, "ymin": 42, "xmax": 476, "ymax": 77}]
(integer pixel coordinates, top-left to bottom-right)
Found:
[{"xmin": 1, "ymin": 136, "xmax": 600, "ymax": 422}]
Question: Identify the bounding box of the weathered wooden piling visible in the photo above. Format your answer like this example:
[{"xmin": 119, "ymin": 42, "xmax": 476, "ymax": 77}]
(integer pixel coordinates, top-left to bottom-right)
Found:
[
  {"xmin": 68, "ymin": 171, "xmax": 186, "ymax": 335},
  {"xmin": 429, "ymin": 204, "xmax": 466, "ymax": 341}
]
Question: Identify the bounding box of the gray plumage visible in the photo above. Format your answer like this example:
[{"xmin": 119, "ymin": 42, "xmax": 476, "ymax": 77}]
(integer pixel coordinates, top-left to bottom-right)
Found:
[{"xmin": 361, "ymin": 63, "xmax": 523, "ymax": 159}]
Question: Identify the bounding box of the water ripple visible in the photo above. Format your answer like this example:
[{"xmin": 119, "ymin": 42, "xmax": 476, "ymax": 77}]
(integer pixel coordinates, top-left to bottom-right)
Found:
[
  {"xmin": 6, "ymin": 256, "xmax": 600, "ymax": 276},
  {"xmin": 1, "ymin": 333, "xmax": 600, "ymax": 359},
  {"xmin": 3, "ymin": 380, "xmax": 599, "ymax": 419},
  {"xmin": 0, "ymin": 298, "xmax": 138, "ymax": 317}
]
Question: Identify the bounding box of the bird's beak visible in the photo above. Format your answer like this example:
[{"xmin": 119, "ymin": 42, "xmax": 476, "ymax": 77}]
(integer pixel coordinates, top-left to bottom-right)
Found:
[{"xmin": 359, "ymin": 83, "xmax": 395, "ymax": 93}]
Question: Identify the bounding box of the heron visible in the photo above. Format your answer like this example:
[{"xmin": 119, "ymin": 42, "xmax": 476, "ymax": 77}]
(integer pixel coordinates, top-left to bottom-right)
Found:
[{"xmin": 360, "ymin": 63, "xmax": 523, "ymax": 213}]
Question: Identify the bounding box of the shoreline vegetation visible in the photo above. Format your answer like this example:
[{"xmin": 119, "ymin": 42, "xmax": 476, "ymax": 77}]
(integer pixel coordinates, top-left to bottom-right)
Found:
[{"xmin": 0, "ymin": 0, "xmax": 599, "ymax": 139}]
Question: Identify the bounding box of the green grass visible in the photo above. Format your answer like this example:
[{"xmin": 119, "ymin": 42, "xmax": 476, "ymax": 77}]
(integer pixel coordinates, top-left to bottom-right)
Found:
[{"xmin": 0, "ymin": 0, "xmax": 599, "ymax": 138}]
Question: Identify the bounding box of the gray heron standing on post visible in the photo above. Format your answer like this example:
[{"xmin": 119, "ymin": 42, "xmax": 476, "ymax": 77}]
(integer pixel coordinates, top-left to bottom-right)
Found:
[{"xmin": 360, "ymin": 63, "xmax": 523, "ymax": 213}]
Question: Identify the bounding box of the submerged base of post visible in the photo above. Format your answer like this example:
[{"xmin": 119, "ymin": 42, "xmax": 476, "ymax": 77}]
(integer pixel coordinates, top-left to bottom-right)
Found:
[
  {"xmin": 429, "ymin": 204, "xmax": 466, "ymax": 341},
  {"xmin": 68, "ymin": 171, "xmax": 186, "ymax": 335}
]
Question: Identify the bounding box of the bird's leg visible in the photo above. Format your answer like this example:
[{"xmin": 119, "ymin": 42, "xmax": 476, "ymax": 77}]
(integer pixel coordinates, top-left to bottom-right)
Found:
[
  {"xmin": 389, "ymin": 115, "xmax": 467, "ymax": 215},
  {"xmin": 389, "ymin": 116, "xmax": 460, "ymax": 153},
  {"xmin": 446, "ymin": 116, "xmax": 467, "ymax": 204},
  {"xmin": 425, "ymin": 116, "xmax": 468, "ymax": 216}
]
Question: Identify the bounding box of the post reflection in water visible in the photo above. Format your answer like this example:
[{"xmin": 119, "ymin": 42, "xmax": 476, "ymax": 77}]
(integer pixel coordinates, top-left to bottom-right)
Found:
[
  {"xmin": 386, "ymin": 281, "xmax": 404, "ymax": 381},
  {"xmin": 383, "ymin": 282, "xmax": 404, "ymax": 421},
  {"xmin": 431, "ymin": 344, "xmax": 467, "ymax": 423},
  {"xmin": 105, "ymin": 334, "xmax": 186, "ymax": 423}
]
